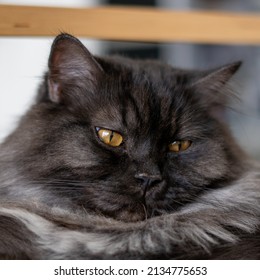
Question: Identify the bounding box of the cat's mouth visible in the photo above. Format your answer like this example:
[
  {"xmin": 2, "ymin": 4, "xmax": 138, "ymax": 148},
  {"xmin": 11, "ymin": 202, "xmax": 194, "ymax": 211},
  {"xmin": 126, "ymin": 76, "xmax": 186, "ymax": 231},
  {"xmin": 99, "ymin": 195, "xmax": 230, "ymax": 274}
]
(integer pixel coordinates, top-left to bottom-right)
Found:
[{"xmin": 103, "ymin": 181, "xmax": 169, "ymax": 222}]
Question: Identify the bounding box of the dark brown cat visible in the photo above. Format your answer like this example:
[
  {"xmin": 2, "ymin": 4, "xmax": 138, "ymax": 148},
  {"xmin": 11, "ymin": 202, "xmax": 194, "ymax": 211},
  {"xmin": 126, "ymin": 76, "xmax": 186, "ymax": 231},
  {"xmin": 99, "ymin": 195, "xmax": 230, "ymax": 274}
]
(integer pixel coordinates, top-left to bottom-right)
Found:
[{"xmin": 0, "ymin": 33, "xmax": 259, "ymax": 259}]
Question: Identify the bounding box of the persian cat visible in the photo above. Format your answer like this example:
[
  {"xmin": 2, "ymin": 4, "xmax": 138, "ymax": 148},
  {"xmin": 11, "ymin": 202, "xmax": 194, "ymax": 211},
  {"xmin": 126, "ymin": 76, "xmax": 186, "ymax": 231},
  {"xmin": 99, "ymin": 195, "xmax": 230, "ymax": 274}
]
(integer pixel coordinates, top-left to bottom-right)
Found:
[{"xmin": 0, "ymin": 34, "xmax": 259, "ymax": 259}]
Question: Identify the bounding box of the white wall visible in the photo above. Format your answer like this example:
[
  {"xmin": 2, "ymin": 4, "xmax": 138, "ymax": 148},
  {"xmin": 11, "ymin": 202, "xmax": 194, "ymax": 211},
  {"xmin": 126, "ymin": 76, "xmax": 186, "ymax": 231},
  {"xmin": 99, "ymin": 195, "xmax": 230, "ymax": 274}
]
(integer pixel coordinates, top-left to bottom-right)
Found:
[{"xmin": 0, "ymin": 0, "xmax": 102, "ymax": 142}]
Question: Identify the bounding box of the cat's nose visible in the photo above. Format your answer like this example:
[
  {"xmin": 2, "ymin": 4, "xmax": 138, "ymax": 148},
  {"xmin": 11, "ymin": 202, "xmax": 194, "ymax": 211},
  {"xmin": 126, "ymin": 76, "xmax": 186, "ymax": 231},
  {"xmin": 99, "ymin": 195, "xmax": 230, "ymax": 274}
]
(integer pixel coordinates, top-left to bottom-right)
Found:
[{"xmin": 135, "ymin": 173, "xmax": 163, "ymax": 189}]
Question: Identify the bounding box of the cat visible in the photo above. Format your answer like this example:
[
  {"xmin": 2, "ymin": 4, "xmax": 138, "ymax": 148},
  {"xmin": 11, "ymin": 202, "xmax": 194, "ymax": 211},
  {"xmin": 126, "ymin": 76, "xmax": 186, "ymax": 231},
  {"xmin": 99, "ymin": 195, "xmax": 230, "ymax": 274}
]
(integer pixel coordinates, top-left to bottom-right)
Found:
[{"xmin": 0, "ymin": 33, "xmax": 259, "ymax": 259}]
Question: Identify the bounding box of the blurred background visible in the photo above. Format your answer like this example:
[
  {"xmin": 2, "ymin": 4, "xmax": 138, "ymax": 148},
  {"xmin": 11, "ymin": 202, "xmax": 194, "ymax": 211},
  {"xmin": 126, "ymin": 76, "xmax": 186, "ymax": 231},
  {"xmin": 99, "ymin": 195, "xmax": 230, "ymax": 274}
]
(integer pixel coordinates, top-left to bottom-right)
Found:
[{"xmin": 0, "ymin": 0, "xmax": 260, "ymax": 159}]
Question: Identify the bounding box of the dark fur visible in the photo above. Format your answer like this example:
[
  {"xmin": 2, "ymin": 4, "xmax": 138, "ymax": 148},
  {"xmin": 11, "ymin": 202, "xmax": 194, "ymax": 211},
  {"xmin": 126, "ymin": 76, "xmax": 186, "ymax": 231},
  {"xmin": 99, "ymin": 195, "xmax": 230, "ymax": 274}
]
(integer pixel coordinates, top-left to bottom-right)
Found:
[{"xmin": 0, "ymin": 34, "xmax": 259, "ymax": 259}]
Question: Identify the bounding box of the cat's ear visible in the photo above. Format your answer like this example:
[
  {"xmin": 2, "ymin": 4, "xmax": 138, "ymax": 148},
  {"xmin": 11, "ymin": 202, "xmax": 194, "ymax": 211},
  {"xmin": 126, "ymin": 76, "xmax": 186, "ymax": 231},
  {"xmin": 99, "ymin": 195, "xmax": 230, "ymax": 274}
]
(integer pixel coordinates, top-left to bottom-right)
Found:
[
  {"xmin": 48, "ymin": 33, "xmax": 103, "ymax": 103},
  {"xmin": 191, "ymin": 62, "xmax": 241, "ymax": 106}
]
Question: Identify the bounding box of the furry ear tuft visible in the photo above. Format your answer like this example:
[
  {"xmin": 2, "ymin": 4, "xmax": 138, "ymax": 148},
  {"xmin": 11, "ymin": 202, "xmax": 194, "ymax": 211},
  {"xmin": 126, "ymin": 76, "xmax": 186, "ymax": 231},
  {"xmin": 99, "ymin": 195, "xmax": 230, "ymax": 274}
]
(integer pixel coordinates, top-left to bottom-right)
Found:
[
  {"xmin": 48, "ymin": 33, "xmax": 103, "ymax": 103},
  {"xmin": 193, "ymin": 61, "xmax": 241, "ymax": 91},
  {"xmin": 192, "ymin": 61, "xmax": 241, "ymax": 107}
]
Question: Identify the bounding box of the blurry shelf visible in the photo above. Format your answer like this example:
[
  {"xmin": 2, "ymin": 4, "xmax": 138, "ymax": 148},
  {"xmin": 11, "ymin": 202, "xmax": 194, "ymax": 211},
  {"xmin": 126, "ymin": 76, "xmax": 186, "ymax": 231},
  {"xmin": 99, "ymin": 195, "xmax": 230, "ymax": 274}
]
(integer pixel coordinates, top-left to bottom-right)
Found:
[{"xmin": 1, "ymin": 5, "xmax": 260, "ymax": 45}]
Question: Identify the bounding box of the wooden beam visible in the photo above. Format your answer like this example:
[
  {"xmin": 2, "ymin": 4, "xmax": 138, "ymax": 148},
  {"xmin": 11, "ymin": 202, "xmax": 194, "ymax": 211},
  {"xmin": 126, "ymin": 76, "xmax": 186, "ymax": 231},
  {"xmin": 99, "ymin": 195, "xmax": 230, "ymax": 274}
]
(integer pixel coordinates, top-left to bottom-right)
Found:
[{"xmin": 1, "ymin": 5, "xmax": 260, "ymax": 45}]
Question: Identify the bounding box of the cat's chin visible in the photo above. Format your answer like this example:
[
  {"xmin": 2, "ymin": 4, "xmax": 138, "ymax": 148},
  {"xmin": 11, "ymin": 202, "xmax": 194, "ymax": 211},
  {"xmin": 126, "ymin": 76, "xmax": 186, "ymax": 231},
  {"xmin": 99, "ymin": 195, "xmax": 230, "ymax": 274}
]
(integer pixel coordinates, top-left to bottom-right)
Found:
[{"xmin": 115, "ymin": 204, "xmax": 147, "ymax": 222}]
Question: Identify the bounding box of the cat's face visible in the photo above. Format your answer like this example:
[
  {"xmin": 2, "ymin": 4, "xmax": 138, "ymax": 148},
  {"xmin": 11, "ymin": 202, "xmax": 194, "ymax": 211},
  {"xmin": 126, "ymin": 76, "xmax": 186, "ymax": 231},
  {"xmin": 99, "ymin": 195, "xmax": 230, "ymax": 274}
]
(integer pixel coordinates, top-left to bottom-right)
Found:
[{"xmin": 15, "ymin": 34, "xmax": 243, "ymax": 222}]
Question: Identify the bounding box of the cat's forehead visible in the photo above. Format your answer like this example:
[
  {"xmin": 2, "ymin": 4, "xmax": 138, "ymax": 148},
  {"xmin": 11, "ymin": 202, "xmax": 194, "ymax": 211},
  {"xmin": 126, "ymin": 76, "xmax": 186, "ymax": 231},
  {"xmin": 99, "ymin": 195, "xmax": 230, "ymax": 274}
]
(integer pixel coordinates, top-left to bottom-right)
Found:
[{"xmin": 91, "ymin": 63, "xmax": 192, "ymax": 134}]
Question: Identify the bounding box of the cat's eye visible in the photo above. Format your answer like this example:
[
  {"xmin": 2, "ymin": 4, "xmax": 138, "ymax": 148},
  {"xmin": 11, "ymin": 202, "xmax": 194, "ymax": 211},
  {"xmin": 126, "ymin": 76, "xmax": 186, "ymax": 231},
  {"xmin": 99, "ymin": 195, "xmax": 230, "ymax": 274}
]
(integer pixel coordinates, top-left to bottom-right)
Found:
[
  {"xmin": 168, "ymin": 140, "xmax": 192, "ymax": 152},
  {"xmin": 96, "ymin": 127, "xmax": 123, "ymax": 147}
]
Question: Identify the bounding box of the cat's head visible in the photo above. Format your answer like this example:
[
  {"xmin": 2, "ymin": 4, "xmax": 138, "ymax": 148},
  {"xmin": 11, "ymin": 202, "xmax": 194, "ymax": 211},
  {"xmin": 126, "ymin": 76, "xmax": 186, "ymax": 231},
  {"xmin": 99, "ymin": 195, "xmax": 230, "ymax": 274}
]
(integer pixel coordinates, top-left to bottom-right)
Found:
[{"xmin": 14, "ymin": 34, "xmax": 244, "ymax": 222}]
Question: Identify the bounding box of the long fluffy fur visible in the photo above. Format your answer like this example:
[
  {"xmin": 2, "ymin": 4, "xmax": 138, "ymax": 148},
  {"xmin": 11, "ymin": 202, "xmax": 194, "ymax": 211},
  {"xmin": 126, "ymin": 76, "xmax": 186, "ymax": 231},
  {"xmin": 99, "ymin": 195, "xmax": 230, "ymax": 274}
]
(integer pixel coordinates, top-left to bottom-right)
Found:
[
  {"xmin": 0, "ymin": 34, "xmax": 260, "ymax": 259},
  {"xmin": 1, "ymin": 163, "xmax": 259, "ymax": 259}
]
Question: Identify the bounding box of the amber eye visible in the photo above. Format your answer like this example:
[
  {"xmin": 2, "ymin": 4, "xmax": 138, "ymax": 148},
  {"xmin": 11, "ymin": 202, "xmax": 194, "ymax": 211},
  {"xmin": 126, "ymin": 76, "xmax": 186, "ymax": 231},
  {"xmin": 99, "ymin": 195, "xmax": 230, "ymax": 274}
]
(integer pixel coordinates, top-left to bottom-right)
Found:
[
  {"xmin": 96, "ymin": 127, "xmax": 123, "ymax": 147},
  {"xmin": 168, "ymin": 140, "xmax": 192, "ymax": 152}
]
